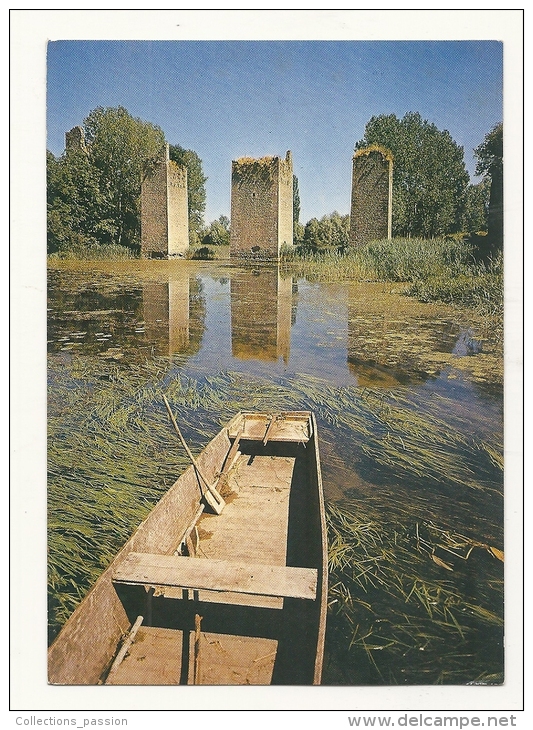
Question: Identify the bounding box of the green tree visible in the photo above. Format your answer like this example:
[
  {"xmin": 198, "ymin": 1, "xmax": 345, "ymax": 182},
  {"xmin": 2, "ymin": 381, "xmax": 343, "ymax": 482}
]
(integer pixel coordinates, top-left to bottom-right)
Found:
[
  {"xmin": 83, "ymin": 106, "xmax": 165, "ymax": 250},
  {"xmin": 47, "ymin": 148, "xmax": 109, "ymax": 253},
  {"xmin": 201, "ymin": 215, "xmax": 230, "ymax": 247},
  {"xmin": 462, "ymin": 179, "xmax": 490, "ymax": 234},
  {"xmin": 355, "ymin": 112, "xmax": 469, "ymax": 238},
  {"xmin": 169, "ymin": 144, "xmax": 207, "ymax": 235},
  {"xmin": 474, "ymin": 122, "xmax": 503, "ymax": 178},
  {"xmin": 474, "ymin": 123, "xmax": 503, "ymax": 257},
  {"xmin": 301, "ymin": 212, "xmax": 350, "ymax": 251},
  {"xmin": 293, "ymin": 221, "xmax": 305, "ymax": 246},
  {"xmin": 293, "ymin": 174, "xmax": 301, "ymax": 227}
]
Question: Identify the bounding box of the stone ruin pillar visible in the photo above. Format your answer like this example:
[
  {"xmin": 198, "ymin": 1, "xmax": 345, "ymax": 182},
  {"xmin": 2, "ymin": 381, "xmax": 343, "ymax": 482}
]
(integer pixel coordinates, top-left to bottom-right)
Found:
[
  {"xmin": 349, "ymin": 146, "xmax": 393, "ymax": 247},
  {"xmin": 141, "ymin": 144, "xmax": 189, "ymax": 259},
  {"xmin": 230, "ymin": 151, "xmax": 293, "ymax": 259},
  {"xmin": 65, "ymin": 126, "xmax": 87, "ymax": 154}
]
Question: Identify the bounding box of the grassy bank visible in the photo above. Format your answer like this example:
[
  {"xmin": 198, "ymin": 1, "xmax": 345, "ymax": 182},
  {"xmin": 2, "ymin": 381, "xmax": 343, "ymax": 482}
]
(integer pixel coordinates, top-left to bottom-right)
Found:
[{"xmin": 48, "ymin": 243, "xmax": 138, "ymax": 261}]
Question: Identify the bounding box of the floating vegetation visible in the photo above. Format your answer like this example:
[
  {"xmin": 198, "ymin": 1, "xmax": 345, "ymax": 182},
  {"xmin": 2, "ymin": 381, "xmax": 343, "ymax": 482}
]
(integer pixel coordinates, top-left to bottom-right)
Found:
[
  {"xmin": 325, "ymin": 502, "xmax": 504, "ymax": 685},
  {"xmin": 281, "ymin": 237, "xmax": 503, "ymax": 345},
  {"xmin": 48, "ymin": 352, "xmax": 503, "ymax": 654}
]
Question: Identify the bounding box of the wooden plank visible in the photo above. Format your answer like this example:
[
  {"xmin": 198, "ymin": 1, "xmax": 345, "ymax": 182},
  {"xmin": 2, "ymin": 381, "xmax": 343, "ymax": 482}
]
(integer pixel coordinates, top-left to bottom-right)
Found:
[
  {"xmin": 229, "ymin": 413, "xmax": 311, "ymax": 443},
  {"xmin": 104, "ymin": 626, "xmax": 185, "ymax": 685},
  {"xmin": 262, "ymin": 415, "xmax": 276, "ymax": 445},
  {"xmin": 220, "ymin": 431, "xmax": 243, "ymax": 475},
  {"xmin": 193, "ymin": 632, "xmax": 278, "ymax": 685},
  {"xmin": 105, "ymin": 615, "xmax": 144, "ymax": 682},
  {"xmin": 112, "ymin": 553, "xmax": 318, "ymax": 600},
  {"xmin": 212, "ymin": 431, "xmax": 243, "ymax": 494}
]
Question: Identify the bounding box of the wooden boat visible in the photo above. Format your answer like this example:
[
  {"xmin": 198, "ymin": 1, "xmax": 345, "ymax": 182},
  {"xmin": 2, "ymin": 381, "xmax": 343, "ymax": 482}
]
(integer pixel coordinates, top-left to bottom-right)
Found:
[{"xmin": 48, "ymin": 410, "xmax": 328, "ymax": 685}]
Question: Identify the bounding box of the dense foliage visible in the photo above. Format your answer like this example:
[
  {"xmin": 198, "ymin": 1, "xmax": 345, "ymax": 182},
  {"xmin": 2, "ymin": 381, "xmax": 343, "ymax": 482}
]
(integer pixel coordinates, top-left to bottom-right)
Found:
[
  {"xmin": 462, "ymin": 179, "xmax": 490, "ymax": 234},
  {"xmin": 200, "ymin": 215, "xmax": 230, "ymax": 247},
  {"xmin": 473, "ymin": 123, "xmax": 503, "ymax": 258},
  {"xmin": 293, "ymin": 174, "xmax": 301, "ymax": 227},
  {"xmin": 47, "ymin": 106, "xmax": 207, "ymax": 255},
  {"xmin": 474, "ymin": 122, "xmax": 503, "ymax": 179},
  {"xmin": 297, "ymin": 211, "xmax": 350, "ymax": 252},
  {"xmin": 355, "ymin": 112, "xmax": 470, "ymax": 238}
]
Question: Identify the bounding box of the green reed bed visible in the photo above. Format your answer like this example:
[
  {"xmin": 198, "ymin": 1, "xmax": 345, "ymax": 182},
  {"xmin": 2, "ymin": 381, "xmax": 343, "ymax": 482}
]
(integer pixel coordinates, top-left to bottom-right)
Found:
[
  {"xmin": 48, "ymin": 354, "xmax": 503, "ymax": 683},
  {"xmin": 292, "ymin": 377, "xmax": 502, "ymax": 495},
  {"xmin": 324, "ymin": 502, "xmax": 503, "ymax": 684}
]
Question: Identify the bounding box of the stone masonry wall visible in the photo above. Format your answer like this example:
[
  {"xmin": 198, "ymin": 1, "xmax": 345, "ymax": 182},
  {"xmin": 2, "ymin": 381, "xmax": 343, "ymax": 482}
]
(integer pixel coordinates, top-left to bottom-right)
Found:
[
  {"xmin": 141, "ymin": 145, "xmax": 189, "ymax": 258},
  {"xmin": 278, "ymin": 152, "xmax": 294, "ymax": 250},
  {"xmin": 349, "ymin": 146, "xmax": 393, "ymax": 247},
  {"xmin": 167, "ymin": 162, "xmax": 189, "ymax": 257},
  {"xmin": 230, "ymin": 151, "xmax": 293, "ymax": 258}
]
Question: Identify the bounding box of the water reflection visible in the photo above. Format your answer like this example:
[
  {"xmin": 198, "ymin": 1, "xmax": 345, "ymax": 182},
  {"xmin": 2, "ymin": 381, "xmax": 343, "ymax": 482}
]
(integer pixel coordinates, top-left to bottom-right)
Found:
[
  {"xmin": 230, "ymin": 266, "xmax": 295, "ymax": 363},
  {"xmin": 47, "ymin": 267, "xmax": 205, "ymax": 361},
  {"xmin": 47, "ymin": 261, "xmax": 504, "ymax": 685},
  {"xmin": 47, "ymin": 263, "xmax": 501, "ymax": 396},
  {"xmin": 142, "ymin": 274, "xmax": 190, "ymax": 356}
]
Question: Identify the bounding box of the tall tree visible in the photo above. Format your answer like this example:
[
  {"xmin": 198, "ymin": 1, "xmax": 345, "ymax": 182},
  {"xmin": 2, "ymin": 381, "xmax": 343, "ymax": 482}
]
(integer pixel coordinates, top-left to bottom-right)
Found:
[
  {"xmin": 169, "ymin": 145, "xmax": 207, "ymax": 236},
  {"xmin": 201, "ymin": 215, "xmax": 230, "ymax": 247},
  {"xmin": 293, "ymin": 174, "xmax": 301, "ymax": 227},
  {"xmin": 474, "ymin": 123, "xmax": 503, "ymax": 257},
  {"xmin": 462, "ymin": 179, "xmax": 490, "ymax": 235},
  {"xmin": 355, "ymin": 112, "xmax": 469, "ymax": 238},
  {"xmin": 83, "ymin": 106, "xmax": 165, "ymax": 250},
  {"xmin": 47, "ymin": 148, "xmax": 109, "ymax": 253}
]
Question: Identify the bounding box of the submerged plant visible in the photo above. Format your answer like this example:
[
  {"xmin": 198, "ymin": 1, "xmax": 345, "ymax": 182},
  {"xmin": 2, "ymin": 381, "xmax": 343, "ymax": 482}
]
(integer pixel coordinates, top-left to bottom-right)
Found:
[{"xmin": 325, "ymin": 503, "xmax": 504, "ymax": 685}]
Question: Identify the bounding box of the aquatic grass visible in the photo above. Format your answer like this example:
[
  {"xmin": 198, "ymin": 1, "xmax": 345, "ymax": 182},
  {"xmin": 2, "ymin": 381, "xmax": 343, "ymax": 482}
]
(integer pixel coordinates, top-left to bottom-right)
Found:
[
  {"xmin": 48, "ymin": 243, "xmax": 138, "ymax": 261},
  {"xmin": 325, "ymin": 502, "xmax": 504, "ymax": 684},
  {"xmin": 48, "ymin": 352, "xmax": 503, "ymax": 684}
]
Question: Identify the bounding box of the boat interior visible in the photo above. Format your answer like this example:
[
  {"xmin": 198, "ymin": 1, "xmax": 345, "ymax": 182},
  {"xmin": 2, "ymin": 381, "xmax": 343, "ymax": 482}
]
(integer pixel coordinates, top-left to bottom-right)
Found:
[{"xmin": 103, "ymin": 413, "xmax": 325, "ymax": 685}]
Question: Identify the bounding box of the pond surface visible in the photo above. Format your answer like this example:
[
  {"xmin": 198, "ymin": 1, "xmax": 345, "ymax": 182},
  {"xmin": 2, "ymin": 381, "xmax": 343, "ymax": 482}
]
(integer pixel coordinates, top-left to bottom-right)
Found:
[{"xmin": 47, "ymin": 259, "xmax": 504, "ymax": 685}]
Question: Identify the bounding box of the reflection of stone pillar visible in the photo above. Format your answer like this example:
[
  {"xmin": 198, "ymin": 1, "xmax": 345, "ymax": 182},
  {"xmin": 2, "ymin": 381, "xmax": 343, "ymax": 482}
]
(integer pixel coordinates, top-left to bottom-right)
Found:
[
  {"xmin": 346, "ymin": 284, "xmax": 403, "ymax": 387},
  {"xmin": 230, "ymin": 152, "xmax": 293, "ymax": 259},
  {"xmin": 143, "ymin": 282, "xmax": 169, "ymax": 356},
  {"xmin": 349, "ymin": 146, "xmax": 393, "ymax": 247},
  {"xmin": 231, "ymin": 267, "xmax": 292, "ymax": 362},
  {"xmin": 276, "ymin": 276, "xmax": 293, "ymax": 365},
  {"xmin": 142, "ymin": 274, "xmax": 190, "ymax": 356},
  {"xmin": 169, "ymin": 276, "xmax": 190, "ymax": 354},
  {"xmin": 141, "ymin": 145, "xmax": 189, "ymax": 258}
]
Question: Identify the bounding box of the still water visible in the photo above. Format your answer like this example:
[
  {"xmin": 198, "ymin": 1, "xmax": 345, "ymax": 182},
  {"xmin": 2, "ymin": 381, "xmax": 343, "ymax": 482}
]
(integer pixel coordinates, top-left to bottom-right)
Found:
[{"xmin": 47, "ymin": 260, "xmax": 504, "ymax": 684}]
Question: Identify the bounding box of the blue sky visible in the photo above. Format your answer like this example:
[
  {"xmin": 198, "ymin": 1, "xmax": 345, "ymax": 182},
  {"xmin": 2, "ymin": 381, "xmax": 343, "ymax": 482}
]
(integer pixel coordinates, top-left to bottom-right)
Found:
[{"xmin": 47, "ymin": 40, "xmax": 503, "ymax": 224}]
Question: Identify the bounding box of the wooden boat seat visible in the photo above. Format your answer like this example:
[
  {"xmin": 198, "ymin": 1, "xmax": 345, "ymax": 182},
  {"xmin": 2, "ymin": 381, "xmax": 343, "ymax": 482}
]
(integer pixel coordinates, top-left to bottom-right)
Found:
[{"xmin": 112, "ymin": 552, "xmax": 318, "ymax": 601}]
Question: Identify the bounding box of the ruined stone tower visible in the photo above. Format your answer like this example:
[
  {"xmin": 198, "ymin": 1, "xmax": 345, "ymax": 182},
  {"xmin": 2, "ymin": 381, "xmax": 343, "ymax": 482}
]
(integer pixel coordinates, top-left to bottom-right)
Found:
[
  {"xmin": 349, "ymin": 146, "xmax": 393, "ymax": 247},
  {"xmin": 230, "ymin": 151, "xmax": 293, "ymax": 258},
  {"xmin": 141, "ymin": 144, "xmax": 189, "ymax": 258},
  {"xmin": 65, "ymin": 126, "xmax": 87, "ymax": 154}
]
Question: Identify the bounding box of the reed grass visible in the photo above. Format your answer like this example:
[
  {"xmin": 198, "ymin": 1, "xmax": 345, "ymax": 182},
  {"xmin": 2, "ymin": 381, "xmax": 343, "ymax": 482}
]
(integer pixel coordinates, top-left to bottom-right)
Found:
[
  {"xmin": 325, "ymin": 502, "xmax": 504, "ymax": 684},
  {"xmin": 48, "ymin": 243, "xmax": 137, "ymax": 260}
]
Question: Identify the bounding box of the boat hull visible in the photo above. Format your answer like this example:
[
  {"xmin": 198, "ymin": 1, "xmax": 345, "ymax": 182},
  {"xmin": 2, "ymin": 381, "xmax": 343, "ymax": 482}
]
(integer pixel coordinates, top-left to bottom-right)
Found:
[{"xmin": 48, "ymin": 411, "xmax": 327, "ymax": 685}]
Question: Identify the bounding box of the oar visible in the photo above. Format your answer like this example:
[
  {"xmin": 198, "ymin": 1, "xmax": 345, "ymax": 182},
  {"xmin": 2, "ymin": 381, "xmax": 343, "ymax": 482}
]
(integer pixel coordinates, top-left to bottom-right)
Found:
[{"xmin": 163, "ymin": 395, "xmax": 225, "ymax": 515}]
